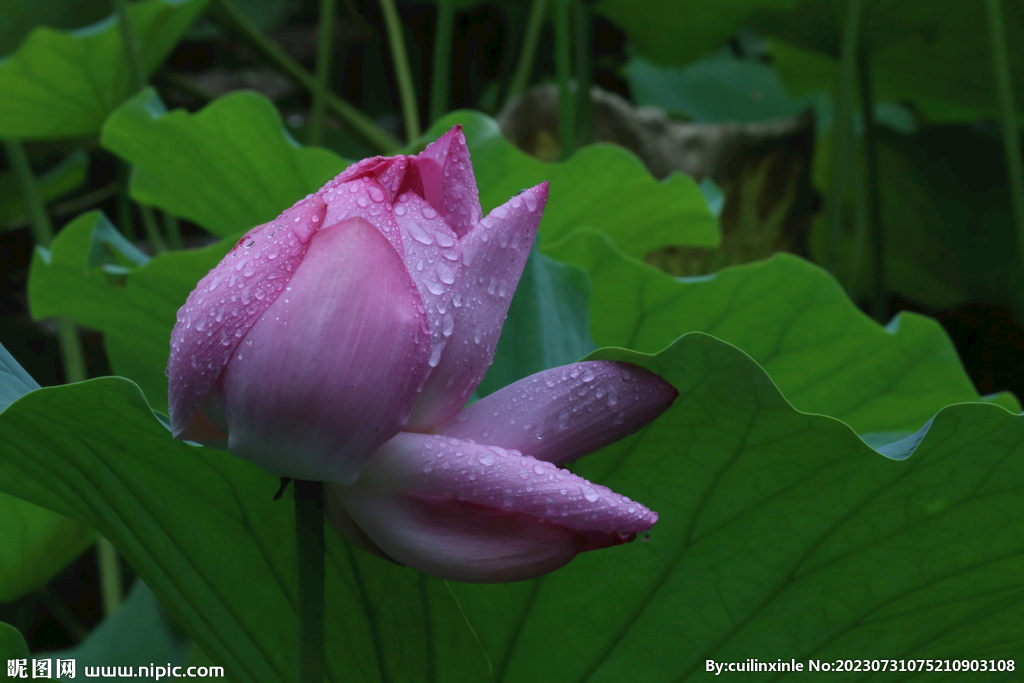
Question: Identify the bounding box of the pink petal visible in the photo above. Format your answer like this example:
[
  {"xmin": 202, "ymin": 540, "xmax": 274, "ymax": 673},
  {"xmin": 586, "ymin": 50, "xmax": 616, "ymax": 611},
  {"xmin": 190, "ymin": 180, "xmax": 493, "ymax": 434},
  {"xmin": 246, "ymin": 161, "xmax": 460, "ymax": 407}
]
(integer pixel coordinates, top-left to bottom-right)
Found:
[
  {"xmin": 325, "ymin": 155, "xmax": 410, "ymax": 204},
  {"xmin": 218, "ymin": 217, "xmax": 431, "ymax": 484},
  {"xmin": 328, "ymin": 487, "xmax": 584, "ymax": 583},
  {"xmin": 411, "ymin": 125, "xmax": 482, "ymax": 238},
  {"xmin": 405, "ymin": 182, "xmax": 549, "ymax": 431},
  {"xmin": 167, "ymin": 197, "xmax": 325, "ymax": 438},
  {"xmin": 437, "ymin": 361, "xmax": 678, "ymax": 466},
  {"xmin": 391, "ymin": 191, "xmax": 463, "ymax": 368},
  {"xmin": 331, "ymin": 433, "xmax": 658, "ymax": 581},
  {"xmin": 318, "ymin": 175, "xmax": 404, "ymax": 251}
]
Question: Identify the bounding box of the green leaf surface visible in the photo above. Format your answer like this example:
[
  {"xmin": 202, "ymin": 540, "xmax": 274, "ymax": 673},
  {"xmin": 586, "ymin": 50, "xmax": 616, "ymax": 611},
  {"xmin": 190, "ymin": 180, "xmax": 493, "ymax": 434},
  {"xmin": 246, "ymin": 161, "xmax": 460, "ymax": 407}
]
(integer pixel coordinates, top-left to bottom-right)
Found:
[
  {"xmin": 0, "ymin": 622, "xmax": 29, "ymax": 661},
  {"xmin": 594, "ymin": 0, "xmax": 803, "ymax": 66},
  {"xmin": 0, "ymin": 150, "xmax": 88, "ymax": 229},
  {"xmin": 758, "ymin": 0, "xmax": 1024, "ymax": 123},
  {"xmin": 0, "ymin": 491, "xmax": 95, "ymax": 602},
  {"xmin": 28, "ymin": 211, "xmax": 228, "ymax": 413},
  {"xmin": 47, "ymin": 580, "xmax": 192, "ymax": 677},
  {"xmin": 427, "ymin": 111, "xmax": 719, "ymax": 257},
  {"xmin": 0, "ymin": 0, "xmax": 209, "ymax": 139},
  {"xmin": 548, "ymin": 230, "xmax": 1018, "ymax": 434},
  {"xmin": 101, "ymin": 88, "xmax": 348, "ymax": 238},
  {"xmin": 626, "ymin": 51, "xmax": 815, "ymax": 123},
  {"xmin": 477, "ymin": 248, "xmax": 595, "ymax": 397},
  {"xmin": 0, "ymin": 0, "xmax": 110, "ymax": 57},
  {"xmin": 4, "ymin": 332, "xmax": 1021, "ymax": 680},
  {"xmin": 0, "ymin": 342, "xmax": 94, "ymax": 603}
]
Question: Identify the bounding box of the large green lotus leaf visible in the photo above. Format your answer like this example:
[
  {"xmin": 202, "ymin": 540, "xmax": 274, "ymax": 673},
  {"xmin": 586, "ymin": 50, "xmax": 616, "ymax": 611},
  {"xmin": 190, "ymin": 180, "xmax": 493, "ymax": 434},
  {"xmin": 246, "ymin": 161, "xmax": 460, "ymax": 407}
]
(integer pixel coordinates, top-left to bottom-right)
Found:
[
  {"xmin": 4, "ymin": 332, "xmax": 1023, "ymax": 679},
  {"xmin": 548, "ymin": 230, "xmax": 1019, "ymax": 435},
  {"xmin": 626, "ymin": 50, "xmax": 816, "ymax": 123},
  {"xmin": 0, "ymin": 353, "xmax": 521, "ymax": 682},
  {"xmin": 0, "ymin": 341, "xmax": 95, "ymax": 603},
  {"xmin": 28, "ymin": 211, "xmax": 228, "ymax": 413},
  {"xmin": 0, "ymin": 150, "xmax": 88, "ymax": 230},
  {"xmin": 416, "ymin": 112, "xmax": 719, "ymax": 258},
  {"xmin": 0, "ymin": 0, "xmax": 209, "ymax": 139},
  {"xmin": 449, "ymin": 334, "xmax": 1024, "ymax": 680},
  {"xmin": 597, "ymin": 0, "xmax": 1024, "ymax": 123},
  {"xmin": 101, "ymin": 88, "xmax": 347, "ymax": 238},
  {"xmin": 592, "ymin": 0, "xmax": 800, "ymax": 66},
  {"xmin": 758, "ymin": 0, "xmax": 1024, "ymax": 123}
]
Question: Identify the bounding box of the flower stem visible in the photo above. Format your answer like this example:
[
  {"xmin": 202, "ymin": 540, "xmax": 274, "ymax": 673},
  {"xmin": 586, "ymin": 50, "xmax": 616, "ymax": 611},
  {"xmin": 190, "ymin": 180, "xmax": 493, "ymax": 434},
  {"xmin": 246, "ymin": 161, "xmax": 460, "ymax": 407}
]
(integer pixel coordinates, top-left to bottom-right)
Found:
[
  {"xmin": 111, "ymin": 0, "xmax": 145, "ymax": 92},
  {"xmin": 379, "ymin": 0, "xmax": 421, "ymax": 141},
  {"xmin": 97, "ymin": 538, "xmax": 124, "ymax": 615},
  {"xmin": 827, "ymin": 0, "xmax": 862, "ymax": 275},
  {"xmin": 985, "ymin": 0, "xmax": 1024, "ymax": 265},
  {"xmin": 857, "ymin": 46, "xmax": 886, "ymax": 322},
  {"xmin": 506, "ymin": 0, "xmax": 549, "ymax": 104},
  {"xmin": 553, "ymin": 0, "xmax": 574, "ymax": 160},
  {"xmin": 212, "ymin": 0, "xmax": 401, "ymax": 153},
  {"xmin": 294, "ymin": 480, "xmax": 325, "ymax": 683},
  {"xmin": 138, "ymin": 204, "xmax": 167, "ymax": 254},
  {"xmin": 573, "ymin": 2, "xmax": 592, "ymax": 148},
  {"xmin": 310, "ymin": 0, "xmax": 337, "ymax": 147},
  {"xmin": 430, "ymin": 0, "xmax": 455, "ymax": 124},
  {"xmin": 163, "ymin": 211, "xmax": 183, "ymax": 250}
]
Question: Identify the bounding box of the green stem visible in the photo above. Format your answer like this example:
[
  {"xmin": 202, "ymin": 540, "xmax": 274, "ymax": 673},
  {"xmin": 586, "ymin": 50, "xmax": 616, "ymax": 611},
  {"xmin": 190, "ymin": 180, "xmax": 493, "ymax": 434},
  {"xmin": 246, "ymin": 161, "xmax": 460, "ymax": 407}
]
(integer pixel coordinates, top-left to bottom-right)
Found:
[
  {"xmin": 430, "ymin": 0, "xmax": 455, "ymax": 123},
  {"xmin": 985, "ymin": 0, "xmax": 1024, "ymax": 264},
  {"xmin": 553, "ymin": 0, "xmax": 574, "ymax": 160},
  {"xmin": 506, "ymin": 0, "xmax": 549, "ymax": 104},
  {"xmin": 212, "ymin": 0, "xmax": 400, "ymax": 153},
  {"xmin": 3, "ymin": 139, "xmax": 55, "ymax": 246},
  {"xmin": 379, "ymin": 0, "xmax": 421, "ymax": 141},
  {"xmin": 857, "ymin": 46, "xmax": 886, "ymax": 322},
  {"xmin": 163, "ymin": 211, "xmax": 183, "ymax": 250},
  {"xmin": 97, "ymin": 538, "xmax": 124, "ymax": 615},
  {"xmin": 827, "ymin": 0, "xmax": 863, "ymax": 275},
  {"xmin": 310, "ymin": 0, "xmax": 337, "ymax": 147},
  {"xmin": 111, "ymin": 0, "xmax": 146, "ymax": 92},
  {"xmin": 573, "ymin": 1, "xmax": 592, "ymax": 148},
  {"xmin": 294, "ymin": 480, "xmax": 325, "ymax": 683},
  {"xmin": 138, "ymin": 203, "xmax": 167, "ymax": 253}
]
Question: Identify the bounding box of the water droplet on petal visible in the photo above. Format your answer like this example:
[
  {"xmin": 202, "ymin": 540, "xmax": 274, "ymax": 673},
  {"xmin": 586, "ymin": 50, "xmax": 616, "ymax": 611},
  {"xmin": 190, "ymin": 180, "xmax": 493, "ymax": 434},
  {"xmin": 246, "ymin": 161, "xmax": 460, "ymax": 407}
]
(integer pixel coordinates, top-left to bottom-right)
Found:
[{"xmin": 477, "ymin": 452, "xmax": 496, "ymax": 466}]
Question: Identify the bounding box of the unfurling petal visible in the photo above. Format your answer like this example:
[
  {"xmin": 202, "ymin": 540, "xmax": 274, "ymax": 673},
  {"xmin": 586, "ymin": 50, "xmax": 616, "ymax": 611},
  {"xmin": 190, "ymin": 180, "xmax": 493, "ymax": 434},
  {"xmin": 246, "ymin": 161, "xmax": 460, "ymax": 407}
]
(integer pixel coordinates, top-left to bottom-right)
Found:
[
  {"xmin": 406, "ymin": 182, "xmax": 549, "ymax": 431},
  {"xmin": 219, "ymin": 217, "xmax": 431, "ymax": 484},
  {"xmin": 167, "ymin": 197, "xmax": 325, "ymax": 439},
  {"xmin": 438, "ymin": 361, "xmax": 678, "ymax": 465},
  {"xmin": 411, "ymin": 125, "xmax": 482, "ymax": 237},
  {"xmin": 330, "ymin": 432, "xmax": 657, "ymax": 582}
]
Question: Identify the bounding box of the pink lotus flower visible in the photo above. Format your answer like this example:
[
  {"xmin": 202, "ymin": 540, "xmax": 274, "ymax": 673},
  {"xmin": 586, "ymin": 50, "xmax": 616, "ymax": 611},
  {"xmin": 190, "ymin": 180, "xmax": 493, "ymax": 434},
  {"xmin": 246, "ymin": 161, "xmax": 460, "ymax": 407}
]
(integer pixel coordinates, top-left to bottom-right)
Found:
[{"xmin": 168, "ymin": 125, "xmax": 676, "ymax": 582}]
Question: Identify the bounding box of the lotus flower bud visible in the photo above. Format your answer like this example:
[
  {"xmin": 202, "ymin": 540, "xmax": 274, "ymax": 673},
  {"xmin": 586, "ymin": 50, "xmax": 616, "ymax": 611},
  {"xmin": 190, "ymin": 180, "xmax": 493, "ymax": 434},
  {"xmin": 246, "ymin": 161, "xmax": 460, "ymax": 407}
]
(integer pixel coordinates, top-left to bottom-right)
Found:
[{"xmin": 167, "ymin": 126, "xmax": 548, "ymax": 484}]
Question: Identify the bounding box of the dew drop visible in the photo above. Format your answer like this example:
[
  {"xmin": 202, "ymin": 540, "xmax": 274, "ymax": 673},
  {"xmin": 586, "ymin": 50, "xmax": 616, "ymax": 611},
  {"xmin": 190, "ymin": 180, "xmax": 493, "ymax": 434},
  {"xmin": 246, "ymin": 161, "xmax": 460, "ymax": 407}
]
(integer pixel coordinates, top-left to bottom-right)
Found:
[
  {"xmin": 581, "ymin": 485, "xmax": 600, "ymax": 502},
  {"xmin": 477, "ymin": 452, "xmax": 496, "ymax": 466}
]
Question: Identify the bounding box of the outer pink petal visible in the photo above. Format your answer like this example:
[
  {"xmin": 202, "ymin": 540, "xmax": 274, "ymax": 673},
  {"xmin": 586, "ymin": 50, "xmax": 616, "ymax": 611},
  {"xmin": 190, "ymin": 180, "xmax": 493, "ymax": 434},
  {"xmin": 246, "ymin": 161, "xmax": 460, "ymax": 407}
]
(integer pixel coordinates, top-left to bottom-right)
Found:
[
  {"xmin": 330, "ymin": 431, "xmax": 657, "ymax": 581},
  {"xmin": 437, "ymin": 361, "xmax": 678, "ymax": 466},
  {"xmin": 328, "ymin": 486, "xmax": 583, "ymax": 583},
  {"xmin": 412, "ymin": 125, "xmax": 482, "ymax": 237},
  {"xmin": 167, "ymin": 196, "xmax": 326, "ymax": 438},
  {"xmin": 405, "ymin": 182, "xmax": 549, "ymax": 431},
  {"xmin": 218, "ymin": 217, "xmax": 431, "ymax": 484}
]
